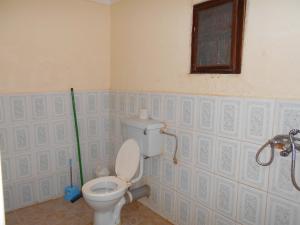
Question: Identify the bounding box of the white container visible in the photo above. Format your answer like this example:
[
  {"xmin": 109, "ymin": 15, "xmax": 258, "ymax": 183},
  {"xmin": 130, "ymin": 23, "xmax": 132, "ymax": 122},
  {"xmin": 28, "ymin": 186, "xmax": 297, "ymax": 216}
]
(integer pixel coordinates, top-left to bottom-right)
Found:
[
  {"xmin": 121, "ymin": 117, "xmax": 164, "ymax": 157},
  {"xmin": 94, "ymin": 166, "xmax": 110, "ymax": 178}
]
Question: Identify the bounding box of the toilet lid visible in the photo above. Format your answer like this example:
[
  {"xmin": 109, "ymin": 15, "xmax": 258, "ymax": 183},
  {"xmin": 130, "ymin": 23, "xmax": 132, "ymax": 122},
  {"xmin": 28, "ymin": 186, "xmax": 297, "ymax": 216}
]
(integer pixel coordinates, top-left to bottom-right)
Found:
[{"xmin": 115, "ymin": 139, "xmax": 140, "ymax": 182}]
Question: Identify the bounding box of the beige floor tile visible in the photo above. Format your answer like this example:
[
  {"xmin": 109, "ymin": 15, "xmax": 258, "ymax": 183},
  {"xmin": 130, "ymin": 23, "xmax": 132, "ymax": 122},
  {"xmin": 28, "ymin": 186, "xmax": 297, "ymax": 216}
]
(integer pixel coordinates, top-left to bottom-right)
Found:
[{"xmin": 5, "ymin": 198, "xmax": 173, "ymax": 225}]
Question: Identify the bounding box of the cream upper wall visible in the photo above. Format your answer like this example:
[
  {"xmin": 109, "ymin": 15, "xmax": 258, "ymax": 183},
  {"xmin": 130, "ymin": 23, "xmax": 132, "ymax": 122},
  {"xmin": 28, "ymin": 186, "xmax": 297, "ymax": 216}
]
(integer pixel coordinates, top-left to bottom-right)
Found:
[
  {"xmin": 0, "ymin": 0, "xmax": 111, "ymax": 93},
  {"xmin": 111, "ymin": 0, "xmax": 300, "ymax": 99},
  {"xmin": 1, "ymin": 0, "xmax": 300, "ymax": 98}
]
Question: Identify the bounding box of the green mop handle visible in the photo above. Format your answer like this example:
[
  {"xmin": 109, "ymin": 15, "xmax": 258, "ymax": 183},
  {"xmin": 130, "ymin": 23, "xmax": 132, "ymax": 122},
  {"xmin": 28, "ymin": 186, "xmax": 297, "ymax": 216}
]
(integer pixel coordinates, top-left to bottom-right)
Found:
[{"xmin": 71, "ymin": 88, "xmax": 84, "ymax": 187}]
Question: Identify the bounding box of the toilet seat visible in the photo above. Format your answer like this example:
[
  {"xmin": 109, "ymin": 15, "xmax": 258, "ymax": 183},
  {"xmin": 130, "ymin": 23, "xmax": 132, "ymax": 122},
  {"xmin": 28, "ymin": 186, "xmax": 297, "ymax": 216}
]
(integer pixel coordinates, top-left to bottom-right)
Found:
[
  {"xmin": 82, "ymin": 139, "xmax": 141, "ymax": 202},
  {"xmin": 82, "ymin": 176, "xmax": 128, "ymax": 202},
  {"xmin": 115, "ymin": 139, "xmax": 140, "ymax": 182}
]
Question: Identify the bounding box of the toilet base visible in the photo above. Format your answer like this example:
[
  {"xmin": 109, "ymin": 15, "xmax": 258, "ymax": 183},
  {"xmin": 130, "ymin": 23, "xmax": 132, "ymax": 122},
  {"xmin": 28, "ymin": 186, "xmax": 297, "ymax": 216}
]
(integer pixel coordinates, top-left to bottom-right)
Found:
[
  {"xmin": 93, "ymin": 197, "xmax": 126, "ymax": 225},
  {"xmin": 93, "ymin": 211, "xmax": 120, "ymax": 225}
]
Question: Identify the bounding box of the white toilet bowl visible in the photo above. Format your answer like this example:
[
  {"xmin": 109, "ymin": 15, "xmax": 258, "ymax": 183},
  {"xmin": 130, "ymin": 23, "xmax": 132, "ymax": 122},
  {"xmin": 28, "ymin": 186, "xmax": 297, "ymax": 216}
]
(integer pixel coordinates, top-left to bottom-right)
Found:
[{"xmin": 82, "ymin": 139, "xmax": 141, "ymax": 225}]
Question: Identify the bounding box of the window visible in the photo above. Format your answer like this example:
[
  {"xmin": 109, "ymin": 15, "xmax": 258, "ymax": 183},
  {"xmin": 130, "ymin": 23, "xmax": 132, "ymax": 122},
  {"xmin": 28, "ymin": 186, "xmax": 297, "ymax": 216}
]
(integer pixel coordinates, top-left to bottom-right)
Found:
[{"xmin": 191, "ymin": 0, "xmax": 247, "ymax": 74}]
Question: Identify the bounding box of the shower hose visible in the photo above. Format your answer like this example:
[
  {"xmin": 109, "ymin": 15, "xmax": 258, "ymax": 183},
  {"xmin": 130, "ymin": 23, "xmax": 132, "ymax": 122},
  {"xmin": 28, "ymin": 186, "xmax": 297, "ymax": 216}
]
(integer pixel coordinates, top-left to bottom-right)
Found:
[{"xmin": 256, "ymin": 129, "xmax": 300, "ymax": 191}]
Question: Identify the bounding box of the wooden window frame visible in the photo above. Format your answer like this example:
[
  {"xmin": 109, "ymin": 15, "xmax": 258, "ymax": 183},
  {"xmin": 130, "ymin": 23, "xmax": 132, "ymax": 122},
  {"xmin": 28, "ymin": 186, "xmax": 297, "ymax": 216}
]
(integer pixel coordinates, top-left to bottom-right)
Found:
[{"xmin": 191, "ymin": 0, "xmax": 247, "ymax": 74}]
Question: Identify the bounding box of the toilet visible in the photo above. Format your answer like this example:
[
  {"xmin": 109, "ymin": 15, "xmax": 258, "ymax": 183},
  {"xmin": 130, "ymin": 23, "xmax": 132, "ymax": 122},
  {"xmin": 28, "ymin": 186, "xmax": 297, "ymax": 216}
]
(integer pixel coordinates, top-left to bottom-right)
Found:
[{"xmin": 82, "ymin": 117, "xmax": 164, "ymax": 225}]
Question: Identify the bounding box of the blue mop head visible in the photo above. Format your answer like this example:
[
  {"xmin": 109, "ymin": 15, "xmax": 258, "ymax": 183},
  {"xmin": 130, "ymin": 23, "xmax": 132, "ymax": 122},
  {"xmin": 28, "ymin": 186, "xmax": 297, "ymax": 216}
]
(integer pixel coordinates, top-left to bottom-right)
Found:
[{"xmin": 64, "ymin": 185, "xmax": 81, "ymax": 202}]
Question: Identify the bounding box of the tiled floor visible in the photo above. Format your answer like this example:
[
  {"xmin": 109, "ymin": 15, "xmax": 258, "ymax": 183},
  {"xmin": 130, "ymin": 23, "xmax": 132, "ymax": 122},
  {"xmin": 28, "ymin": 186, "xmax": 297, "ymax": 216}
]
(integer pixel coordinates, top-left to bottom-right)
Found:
[{"xmin": 5, "ymin": 198, "xmax": 172, "ymax": 225}]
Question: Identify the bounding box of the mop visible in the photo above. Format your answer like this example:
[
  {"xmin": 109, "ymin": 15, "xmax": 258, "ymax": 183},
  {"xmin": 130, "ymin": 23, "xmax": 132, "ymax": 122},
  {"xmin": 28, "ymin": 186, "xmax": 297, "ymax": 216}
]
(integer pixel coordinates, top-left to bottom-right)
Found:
[
  {"xmin": 64, "ymin": 88, "xmax": 84, "ymax": 203},
  {"xmin": 64, "ymin": 159, "xmax": 81, "ymax": 202}
]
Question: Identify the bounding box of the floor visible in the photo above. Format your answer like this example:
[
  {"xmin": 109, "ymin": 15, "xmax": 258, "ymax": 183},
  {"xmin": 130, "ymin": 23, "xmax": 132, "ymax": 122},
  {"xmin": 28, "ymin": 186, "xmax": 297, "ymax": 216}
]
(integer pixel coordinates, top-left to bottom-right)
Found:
[{"xmin": 5, "ymin": 198, "xmax": 172, "ymax": 225}]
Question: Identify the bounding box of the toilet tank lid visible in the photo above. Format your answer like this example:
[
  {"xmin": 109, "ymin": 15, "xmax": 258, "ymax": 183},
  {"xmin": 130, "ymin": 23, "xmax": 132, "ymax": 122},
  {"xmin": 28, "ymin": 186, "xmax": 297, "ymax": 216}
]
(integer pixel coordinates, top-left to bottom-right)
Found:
[{"xmin": 121, "ymin": 117, "xmax": 164, "ymax": 130}]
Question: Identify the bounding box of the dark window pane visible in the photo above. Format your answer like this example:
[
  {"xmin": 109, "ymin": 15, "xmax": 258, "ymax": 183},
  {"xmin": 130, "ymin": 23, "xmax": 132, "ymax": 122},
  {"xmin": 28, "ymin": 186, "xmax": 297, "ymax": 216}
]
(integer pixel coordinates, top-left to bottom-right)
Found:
[{"xmin": 197, "ymin": 2, "xmax": 233, "ymax": 66}]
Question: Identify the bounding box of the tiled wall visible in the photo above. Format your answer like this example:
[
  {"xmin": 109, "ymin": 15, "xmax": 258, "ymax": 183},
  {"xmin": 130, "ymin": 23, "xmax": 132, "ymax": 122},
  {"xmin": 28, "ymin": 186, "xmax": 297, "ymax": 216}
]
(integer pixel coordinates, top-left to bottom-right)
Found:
[
  {"xmin": 0, "ymin": 90, "xmax": 115, "ymax": 212},
  {"xmin": 2, "ymin": 90, "xmax": 300, "ymax": 225},
  {"xmin": 110, "ymin": 91, "xmax": 300, "ymax": 225}
]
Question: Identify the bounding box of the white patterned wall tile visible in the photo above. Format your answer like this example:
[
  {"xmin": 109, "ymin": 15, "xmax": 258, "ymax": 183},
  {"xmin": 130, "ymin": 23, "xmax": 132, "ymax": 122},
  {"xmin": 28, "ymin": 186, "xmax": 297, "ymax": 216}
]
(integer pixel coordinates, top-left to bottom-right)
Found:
[
  {"xmin": 8, "ymin": 90, "xmax": 300, "ymax": 221},
  {"xmin": 176, "ymin": 164, "xmax": 192, "ymax": 197},
  {"xmin": 33, "ymin": 122, "xmax": 50, "ymax": 148},
  {"xmin": 0, "ymin": 127, "xmax": 11, "ymax": 155},
  {"xmin": 103, "ymin": 138, "xmax": 115, "ymax": 161},
  {"xmin": 82, "ymin": 160, "xmax": 92, "ymax": 183},
  {"xmin": 1, "ymin": 90, "xmax": 117, "ymax": 211},
  {"xmin": 3, "ymin": 184, "xmax": 16, "ymax": 211},
  {"xmin": 70, "ymin": 147, "xmax": 81, "ymax": 170},
  {"xmin": 0, "ymin": 96, "xmax": 6, "ymax": 123},
  {"xmin": 84, "ymin": 161, "xmax": 98, "ymax": 182},
  {"xmin": 215, "ymin": 138, "xmax": 240, "ymax": 181},
  {"xmin": 127, "ymin": 93, "xmax": 139, "ymax": 116},
  {"xmin": 265, "ymin": 195, "xmax": 300, "ymax": 225},
  {"xmin": 113, "ymin": 139, "xmax": 123, "ymax": 157},
  {"xmin": 55, "ymin": 147, "xmax": 70, "ymax": 171},
  {"xmin": 79, "ymin": 142, "xmax": 89, "ymax": 165},
  {"xmin": 176, "ymin": 194, "xmax": 192, "ymax": 225},
  {"xmin": 138, "ymin": 93, "xmax": 150, "ymax": 111},
  {"xmin": 150, "ymin": 156, "xmax": 161, "ymax": 181},
  {"xmin": 163, "ymin": 127, "xmax": 177, "ymax": 159},
  {"xmin": 212, "ymin": 213, "xmax": 236, "ymax": 225},
  {"xmin": 15, "ymin": 154, "xmax": 33, "ymax": 179},
  {"xmin": 178, "ymin": 130, "xmax": 193, "ymax": 163},
  {"xmin": 243, "ymin": 99, "xmax": 274, "ymax": 143},
  {"xmin": 16, "ymin": 180, "xmax": 37, "ymax": 208},
  {"xmin": 160, "ymin": 186, "xmax": 176, "ymax": 223},
  {"xmin": 87, "ymin": 140, "xmax": 102, "ymax": 162},
  {"xmin": 239, "ymin": 143, "xmax": 269, "ymax": 190},
  {"xmin": 118, "ymin": 93, "xmax": 127, "ymax": 115},
  {"xmin": 38, "ymin": 176, "xmax": 56, "ymax": 202},
  {"xmin": 110, "ymin": 92, "xmax": 118, "ymax": 113},
  {"xmin": 1, "ymin": 158, "xmax": 12, "ymax": 184},
  {"xmin": 50, "ymin": 93, "xmax": 68, "ymax": 118},
  {"xmin": 72, "ymin": 169, "xmax": 82, "ymax": 187},
  {"xmin": 85, "ymin": 92, "xmax": 98, "ymax": 114},
  {"xmin": 71, "ymin": 143, "xmax": 86, "ymax": 167},
  {"xmin": 214, "ymin": 176, "xmax": 238, "ymax": 219},
  {"xmin": 237, "ymin": 184, "xmax": 267, "ymax": 225},
  {"xmin": 193, "ymin": 203, "xmax": 212, "ymax": 225},
  {"xmin": 163, "ymin": 95, "xmax": 178, "ymax": 125},
  {"xmin": 52, "ymin": 120, "xmax": 70, "ymax": 146},
  {"xmin": 193, "ymin": 169, "xmax": 214, "ymax": 209},
  {"xmin": 143, "ymin": 157, "xmax": 151, "ymax": 177},
  {"xmin": 218, "ymin": 98, "xmax": 242, "ymax": 139},
  {"xmin": 161, "ymin": 158, "xmax": 176, "ymax": 187},
  {"xmin": 102, "ymin": 115, "xmax": 112, "ymax": 138},
  {"xmin": 30, "ymin": 94, "xmax": 48, "ymax": 120},
  {"xmin": 75, "ymin": 118, "xmax": 87, "ymax": 141},
  {"xmin": 101, "ymin": 91, "xmax": 111, "ymax": 113},
  {"xmin": 110, "ymin": 114, "xmax": 120, "ymax": 140},
  {"xmin": 36, "ymin": 151, "xmax": 52, "ymax": 175},
  {"xmin": 268, "ymin": 151, "xmax": 300, "ymax": 203},
  {"xmin": 148, "ymin": 181, "xmax": 161, "ymax": 212},
  {"xmin": 150, "ymin": 94, "xmax": 162, "ymax": 120},
  {"xmin": 86, "ymin": 117, "xmax": 100, "ymax": 139},
  {"xmin": 178, "ymin": 95, "xmax": 195, "ymax": 129},
  {"xmin": 56, "ymin": 171, "xmax": 69, "ymax": 196},
  {"xmin": 196, "ymin": 96, "xmax": 217, "ymax": 134},
  {"xmin": 13, "ymin": 125, "xmax": 30, "ymax": 153},
  {"xmin": 9, "ymin": 96, "xmax": 28, "ymax": 122},
  {"xmin": 194, "ymin": 133, "xmax": 215, "ymax": 172},
  {"xmin": 274, "ymin": 100, "xmax": 300, "ymax": 134},
  {"xmin": 73, "ymin": 93, "xmax": 84, "ymax": 115}
]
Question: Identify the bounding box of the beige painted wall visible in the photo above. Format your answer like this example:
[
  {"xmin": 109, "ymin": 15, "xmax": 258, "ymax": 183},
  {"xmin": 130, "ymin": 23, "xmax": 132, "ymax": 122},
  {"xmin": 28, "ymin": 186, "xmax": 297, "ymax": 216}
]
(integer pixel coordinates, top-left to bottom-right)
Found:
[
  {"xmin": 0, "ymin": 0, "xmax": 111, "ymax": 93},
  {"xmin": 1, "ymin": 0, "xmax": 300, "ymax": 98},
  {"xmin": 111, "ymin": 0, "xmax": 300, "ymax": 99}
]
